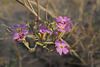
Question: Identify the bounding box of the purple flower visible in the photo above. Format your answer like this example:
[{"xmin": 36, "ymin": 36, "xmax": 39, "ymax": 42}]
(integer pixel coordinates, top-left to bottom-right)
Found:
[
  {"xmin": 53, "ymin": 16, "xmax": 72, "ymax": 25},
  {"xmin": 39, "ymin": 25, "xmax": 52, "ymax": 34},
  {"xmin": 55, "ymin": 40, "xmax": 69, "ymax": 55},
  {"xmin": 10, "ymin": 24, "xmax": 28, "ymax": 29},
  {"xmin": 12, "ymin": 29, "xmax": 29, "ymax": 42},
  {"xmin": 65, "ymin": 26, "xmax": 71, "ymax": 32}
]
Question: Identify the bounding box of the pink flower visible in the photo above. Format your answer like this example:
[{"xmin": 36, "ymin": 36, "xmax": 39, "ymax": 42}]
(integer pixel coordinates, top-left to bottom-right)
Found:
[
  {"xmin": 55, "ymin": 40, "xmax": 69, "ymax": 55},
  {"xmin": 12, "ymin": 30, "xmax": 29, "ymax": 42},
  {"xmin": 53, "ymin": 16, "xmax": 72, "ymax": 33}
]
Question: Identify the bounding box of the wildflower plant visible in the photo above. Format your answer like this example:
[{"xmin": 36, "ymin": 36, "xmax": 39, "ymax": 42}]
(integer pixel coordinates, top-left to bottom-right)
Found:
[{"xmin": 10, "ymin": 16, "xmax": 72, "ymax": 55}]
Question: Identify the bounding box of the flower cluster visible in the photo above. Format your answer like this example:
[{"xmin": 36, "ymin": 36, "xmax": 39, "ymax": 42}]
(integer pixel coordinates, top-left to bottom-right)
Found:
[
  {"xmin": 53, "ymin": 16, "xmax": 72, "ymax": 55},
  {"xmin": 53, "ymin": 16, "xmax": 72, "ymax": 33},
  {"xmin": 11, "ymin": 16, "xmax": 72, "ymax": 55}
]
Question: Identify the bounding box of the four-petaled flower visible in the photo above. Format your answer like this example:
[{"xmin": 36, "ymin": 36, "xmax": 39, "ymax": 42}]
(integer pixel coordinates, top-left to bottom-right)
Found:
[
  {"xmin": 10, "ymin": 24, "xmax": 28, "ymax": 29},
  {"xmin": 55, "ymin": 40, "xmax": 69, "ymax": 55},
  {"xmin": 39, "ymin": 25, "xmax": 52, "ymax": 34},
  {"xmin": 12, "ymin": 30, "xmax": 29, "ymax": 42}
]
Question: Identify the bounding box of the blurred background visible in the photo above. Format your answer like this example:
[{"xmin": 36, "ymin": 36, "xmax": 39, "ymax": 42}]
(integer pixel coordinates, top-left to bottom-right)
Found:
[{"xmin": 0, "ymin": 0, "xmax": 100, "ymax": 67}]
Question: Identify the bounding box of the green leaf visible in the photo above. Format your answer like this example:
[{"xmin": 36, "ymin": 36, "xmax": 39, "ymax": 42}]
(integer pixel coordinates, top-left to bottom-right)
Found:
[
  {"xmin": 43, "ymin": 42, "xmax": 54, "ymax": 44},
  {"xmin": 23, "ymin": 42, "xmax": 30, "ymax": 49},
  {"xmin": 27, "ymin": 35, "xmax": 36, "ymax": 39},
  {"xmin": 36, "ymin": 42, "xmax": 43, "ymax": 46},
  {"xmin": 38, "ymin": 32, "xmax": 41, "ymax": 38}
]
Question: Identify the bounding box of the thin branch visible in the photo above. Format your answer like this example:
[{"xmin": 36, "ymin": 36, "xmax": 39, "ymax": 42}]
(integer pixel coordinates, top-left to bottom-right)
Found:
[
  {"xmin": 72, "ymin": 35, "xmax": 87, "ymax": 48},
  {"xmin": 16, "ymin": 0, "xmax": 43, "ymax": 22},
  {"xmin": 30, "ymin": 1, "xmax": 57, "ymax": 18},
  {"xmin": 16, "ymin": 0, "xmax": 24, "ymax": 6},
  {"xmin": 46, "ymin": 0, "xmax": 49, "ymax": 20},
  {"xmin": 36, "ymin": 0, "xmax": 39, "ymax": 20},
  {"xmin": 27, "ymin": 0, "xmax": 34, "ymax": 10},
  {"xmin": 11, "ymin": 40, "xmax": 22, "ymax": 67},
  {"xmin": 68, "ymin": 21, "xmax": 79, "ymax": 38},
  {"xmin": 0, "ymin": 37, "xmax": 11, "ymax": 40}
]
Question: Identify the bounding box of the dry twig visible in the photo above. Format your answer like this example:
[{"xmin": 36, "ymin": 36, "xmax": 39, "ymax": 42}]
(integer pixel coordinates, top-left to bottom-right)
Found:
[{"xmin": 11, "ymin": 40, "xmax": 22, "ymax": 67}]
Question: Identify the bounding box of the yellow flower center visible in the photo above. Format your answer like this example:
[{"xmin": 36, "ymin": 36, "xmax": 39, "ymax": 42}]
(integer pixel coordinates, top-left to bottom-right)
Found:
[
  {"xmin": 60, "ymin": 45, "xmax": 63, "ymax": 48},
  {"xmin": 20, "ymin": 35, "xmax": 23, "ymax": 38},
  {"xmin": 61, "ymin": 27, "xmax": 64, "ymax": 30},
  {"xmin": 62, "ymin": 19, "xmax": 65, "ymax": 22}
]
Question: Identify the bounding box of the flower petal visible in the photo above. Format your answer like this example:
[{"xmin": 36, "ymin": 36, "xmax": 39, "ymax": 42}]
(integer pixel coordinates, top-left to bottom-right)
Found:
[
  {"xmin": 46, "ymin": 30, "xmax": 52, "ymax": 34},
  {"xmin": 56, "ymin": 23, "xmax": 61, "ymax": 28},
  {"xmin": 12, "ymin": 33, "xmax": 20, "ymax": 39},
  {"xmin": 21, "ymin": 29, "xmax": 29, "ymax": 34},
  {"xmin": 14, "ymin": 25, "xmax": 19, "ymax": 28},
  {"xmin": 56, "ymin": 47, "xmax": 62, "ymax": 55},
  {"xmin": 53, "ymin": 18, "xmax": 59, "ymax": 22},
  {"xmin": 39, "ymin": 25, "xmax": 46, "ymax": 30},
  {"xmin": 63, "ymin": 16, "xmax": 67, "ymax": 20},
  {"xmin": 59, "ymin": 16, "xmax": 63, "ymax": 20},
  {"xmin": 66, "ymin": 20, "xmax": 72, "ymax": 25},
  {"xmin": 17, "ymin": 38, "xmax": 22, "ymax": 42},
  {"xmin": 39, "ymin": 29, "xmax": 46, "ymax": 34},
  {"xmin": 65, "ymin": 26, "xmax": 71, "ymax": 32},
  {"xmin": 61, "ymin": 40, "xmax": 67, "ymax": 47},
  {"xmin": 20, "ymin": 25, "xmax": 26, "ymax": 28},
  {"xmin": 55, "ymin": 40, "xmax": 60, "ymax": 47},
  {"xmin": 10, "ymin": 25, "xmax": 19, "ymax": 29},
  {"xmin": 62, "ymin": 48, "xmax": 69, "ymax": 54},
  {"xmin": 57, "ymin": 28, "xmax": 65, "ymax": 33}
]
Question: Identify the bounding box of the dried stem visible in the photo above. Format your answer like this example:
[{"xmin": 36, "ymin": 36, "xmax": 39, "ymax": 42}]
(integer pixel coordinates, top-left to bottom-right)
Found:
[
  {"xmin": 11, "ymin": 40, "xmax": 22, "ymax": 67},
  {"xmin": 30, "ymin": 0, "xmax": 57, "ymax": 18},
  {"xmin": 36, "ymin": 0, "xmax": 39, "ymax": 20},
  {"xmin": 16, "ymin": 0, "xmax": 43, "ymax": 22},
  {"xmin": 0, "ymin": 37, "xmax": 11, "ymax": 40},
  {"xmin": 16, "ymin": 0, "xmax": 24, "ymax": 6},
  {"xmin": 46, "ymin": 0, "xmax": 49, "ymax": 20},
  {"xmin": 68, "ymin": 21, "xmax": 79, "ymax": 38},
  {"xmin": 72, "ymin": 35, "xmax": 87, "ymax": 48},
  {"xmin": 27, "ymin": 0, "xmax": 34, "ymax": 10}
]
